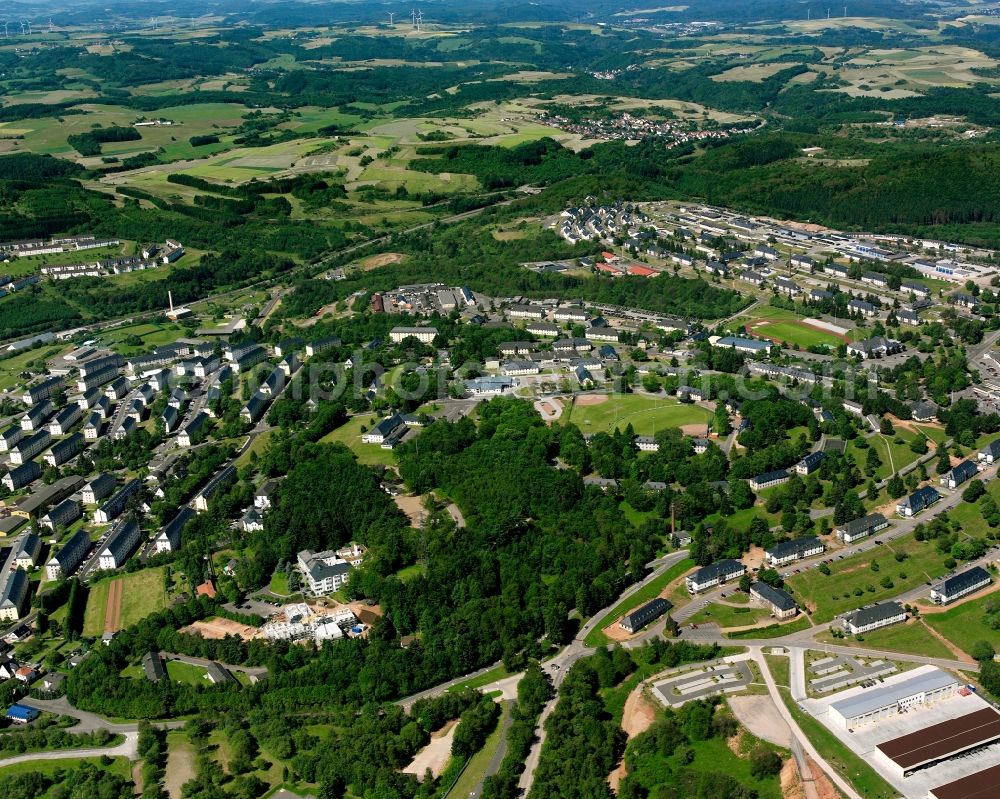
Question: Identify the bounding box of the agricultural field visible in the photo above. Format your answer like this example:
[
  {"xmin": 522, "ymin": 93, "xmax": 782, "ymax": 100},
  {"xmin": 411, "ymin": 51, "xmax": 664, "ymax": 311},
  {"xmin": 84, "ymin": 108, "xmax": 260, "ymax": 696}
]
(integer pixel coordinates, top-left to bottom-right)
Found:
[
  {"xmin": 923, "ymin": 589, "xmax": 1000, "ymax": 658},
  {"xmin": 562, "ymin": 393, "xmax": 713, "ymax": 437},
  {"xmin": 82, "ymin": 567, "xmax": 172, "ymax": 637},
  {"xmin": 786, "ymin": 533, "xmax": 952, "ymax": 623}
]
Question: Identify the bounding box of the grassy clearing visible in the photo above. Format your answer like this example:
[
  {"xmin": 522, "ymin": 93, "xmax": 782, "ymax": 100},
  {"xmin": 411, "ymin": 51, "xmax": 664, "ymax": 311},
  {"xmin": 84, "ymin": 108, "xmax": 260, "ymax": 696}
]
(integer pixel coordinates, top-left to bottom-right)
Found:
[
  {"xmin": 584, "ymin": 558, "xmax": 695, "ymax": 647},
  {"xmin": 320, "ymin": 415, "xmax": 399, "ymax": 466},
  {"xmin": 0, "ymin": 756, "xmax": 133, "ymax": 780},
  {"xmin": 445, "ymin": 663, "xmax": 510, "ymax": 694},
  {"xmin": 817, "ymin": 620, "xmax": 955, "ymax": 659},
  {"xmin": 81, "ymin": 579, "xmax": 111, "ymax": 638},
  {"xmin": 166, "ymin": 659, "xmax": 210, "ymax": 686},
  {"xmin": 923, "ymin": 589, "xmax": 1000, "ymax": 658},
  {"xmin": 562, "ymin": 393, "xmax": 712, "ymax": 437},
  {"xmin": 763, "ymin": 653, "xmax": 791, "ymax": 688},
  {"xmin": 448, "ymin": 701, "xmax": 511, "ymax": 798},
  {"xmin": 726, "ymin": 616, "xmax": 813, "ymax": 639},
  {"xmin": 786, "ymin": 533, "xmax": 951, "ymax": 623},
  {"xmin": 688, "ymin": 602, "xmax": 772, "ymax": 629}
]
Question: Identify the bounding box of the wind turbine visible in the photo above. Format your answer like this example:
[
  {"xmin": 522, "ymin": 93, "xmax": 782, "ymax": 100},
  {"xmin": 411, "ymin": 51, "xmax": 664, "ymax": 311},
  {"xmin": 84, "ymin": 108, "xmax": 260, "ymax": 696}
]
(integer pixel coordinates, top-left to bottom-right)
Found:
[
  {"xmin": 416, "ymin": 9, "xmax": 423, "ymax": 31},
  {"xmin": 388, "ymin": 12, "xmax": 394, "ymax": 26},
  {"xmin": 411, "ymin": 9, "xmax": 417, "ymax": 29},
  {"xmin": 48, "ymin": 17, "xmax": 53, "ymax": 34},
  {"xmin": 1, "ymin": 21, "xmax": 7, "ymax": 38}
]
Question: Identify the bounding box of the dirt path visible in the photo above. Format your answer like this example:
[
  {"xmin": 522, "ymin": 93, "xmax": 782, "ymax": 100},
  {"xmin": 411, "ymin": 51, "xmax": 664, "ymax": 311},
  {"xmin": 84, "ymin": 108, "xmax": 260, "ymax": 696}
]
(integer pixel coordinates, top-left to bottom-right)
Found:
[
  {"xmin": 394, "ymin": 494, "xmax": 425, "ymax": 528},
  {"xmin": 402, "ymin": 720, "xmax": 458, "ymax": 781},
  {"xmin": 104, "ymin": 578, "xmax": 123, "ymax": 633},
  {"xmin": 608, "ymin": 686, "xmax": 659, "ymax": 792},
  {"xmin": 917, "ymin": 619, "xmax": 976, "ymax": 664},
  {"xmin": 164, "ymin": 736, "xmax": 195, "ymax": 799}
]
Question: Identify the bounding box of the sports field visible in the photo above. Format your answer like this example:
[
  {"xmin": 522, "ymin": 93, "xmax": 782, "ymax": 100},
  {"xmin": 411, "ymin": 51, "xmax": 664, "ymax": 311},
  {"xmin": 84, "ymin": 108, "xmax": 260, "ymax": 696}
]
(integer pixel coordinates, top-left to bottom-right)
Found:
[
  {"xmin": 83, "ymin": 567, "xmax": 170, "ymax": 637},
  {"xmin": 562, "ymin": 393, "xmax": 712, "ymax": 437},
  {"xmin": 755, "ymin": 320, "xmax": 844, "ymax": 349}
]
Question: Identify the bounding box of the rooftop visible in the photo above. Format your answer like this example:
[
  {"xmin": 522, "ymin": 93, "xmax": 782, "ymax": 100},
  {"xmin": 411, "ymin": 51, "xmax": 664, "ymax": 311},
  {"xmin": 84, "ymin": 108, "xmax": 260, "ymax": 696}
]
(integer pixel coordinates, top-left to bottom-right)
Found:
[{"xmin": 830, "ymin": 669, "xmax": 958, "ymax": 720}]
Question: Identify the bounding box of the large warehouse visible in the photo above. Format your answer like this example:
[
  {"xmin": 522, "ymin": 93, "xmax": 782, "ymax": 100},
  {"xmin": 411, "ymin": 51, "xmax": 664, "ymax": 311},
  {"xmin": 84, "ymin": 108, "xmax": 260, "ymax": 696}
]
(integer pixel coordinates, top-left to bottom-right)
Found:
[
  {"xmin": 929, "ymin": 761, "xmax": 1000, "ymax": 799},
  {"xmin": 875, "ymin": 707, "xmax": 1000, "ymax": 778},
  {"xmin": 828, "ymin": 669, "xmax": 959, "ymax": 729}
]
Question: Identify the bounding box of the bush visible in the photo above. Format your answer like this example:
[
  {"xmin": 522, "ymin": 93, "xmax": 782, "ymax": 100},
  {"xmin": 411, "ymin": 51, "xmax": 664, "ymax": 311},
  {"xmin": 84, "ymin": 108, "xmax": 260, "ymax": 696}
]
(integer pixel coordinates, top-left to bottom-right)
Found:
[{"xmin": 749, "ymin": 747, "xmax": 783, "ymax": 779}]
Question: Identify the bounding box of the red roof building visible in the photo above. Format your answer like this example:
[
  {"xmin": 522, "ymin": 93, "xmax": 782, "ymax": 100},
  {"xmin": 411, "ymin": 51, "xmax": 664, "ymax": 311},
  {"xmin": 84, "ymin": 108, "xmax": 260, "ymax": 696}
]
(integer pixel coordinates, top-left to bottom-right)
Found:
[
  {"xmin": 196, "ymin": 580, "xmax": 217, "ymax": 599},
  {"xmin": 627, "ymin": 265, "xmax": 657, "ymax": 277}
]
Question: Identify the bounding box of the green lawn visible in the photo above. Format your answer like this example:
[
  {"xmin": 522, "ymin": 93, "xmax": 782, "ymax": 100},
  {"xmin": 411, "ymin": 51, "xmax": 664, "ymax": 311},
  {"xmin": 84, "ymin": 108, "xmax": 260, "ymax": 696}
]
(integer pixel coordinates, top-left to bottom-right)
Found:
[
  {"xmin": 756, "ymin": 320, "xmax": 842, "ymax": 349},
  {"xmin": 585, "ymin": 558, "xmax": 696, "ymax": 647},
  {"xmin": 687, "ymin": 602, "xmax": 772, "ymax": 629},
  {"xmin": 166, "ymin": 659, "xmax": 210, "ymax": 686},
  {"xmin": 764, "ymin": 653, "xmax": 791, "ymax": 688},
  {"xmin": 726, "ymin": 616, "xmax": 812, "ymax": 639},
  {"xmin": 269, "ymin": 571, "xmax": 291, "ymax": 596},
  {"xmin": 845, "ymin": 432, "xmax": 922, "ymax": 481},
  {"xmin": 786, "ymin": 533, "xmax": 952, "ymax": 623},
  {"xmin": 445, "ymin": 663, "xmax": 511, "ymax": 694},
  {"xmin": 562, "ymin": 393, "xmax": 712, "ymax": 437},
  {"xmin": 923, "ymin": 590, "xmax": 1000, "ymax": 658},
  {"xmin": 81, "ymin": 578, "xmax": 111, "ymax": 638},
  {"xmin": 320, "ymin": 415, "xmax": 399, "ymax": 466},
  {"xmin": 778, "ymin": 687, "xmax": 897, "ymax": 799},
  {"xmin": 817, "ymin": 620, "xmax": 955, "ymax": 659},
  {"xmin": 448, "ymin": 701, "xmax": 511, "ymax": 798},
  {"xmin": 0, "ymin": 756, "xmax": 133, "ymax": 780}
]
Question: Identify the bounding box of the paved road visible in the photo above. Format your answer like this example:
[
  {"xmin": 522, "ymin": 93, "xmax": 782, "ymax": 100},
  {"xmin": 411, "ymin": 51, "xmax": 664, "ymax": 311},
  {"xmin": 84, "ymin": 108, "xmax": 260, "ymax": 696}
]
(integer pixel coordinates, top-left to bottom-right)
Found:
[
  {"xmin": 0, "ymin": 731, "xmax": 139, "ymax": 768},
  {"xmin": 464, "ymin": 700, "xmax": 514, "ymax": 799}
]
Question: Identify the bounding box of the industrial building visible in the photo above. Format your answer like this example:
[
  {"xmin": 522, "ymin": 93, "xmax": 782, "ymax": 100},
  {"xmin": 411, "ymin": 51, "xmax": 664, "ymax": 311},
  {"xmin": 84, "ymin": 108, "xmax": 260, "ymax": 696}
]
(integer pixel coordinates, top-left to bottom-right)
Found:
[
  {"xmin": 828, "ymin": 669, "xmax": 959, "ymax": 729},
  {"xmin": 875, "ymin": 707, "xmax": 1000, "ymax": 779}
]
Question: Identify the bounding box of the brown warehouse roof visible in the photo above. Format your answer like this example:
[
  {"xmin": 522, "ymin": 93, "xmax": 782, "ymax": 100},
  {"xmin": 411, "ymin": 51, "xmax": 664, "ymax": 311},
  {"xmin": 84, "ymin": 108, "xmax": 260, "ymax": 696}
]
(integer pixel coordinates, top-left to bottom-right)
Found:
[
  {"xmin": 929, "ymin": 761, "xmax": 1000, "ymax": 799},
  {"xmin": 877, "ymin": 707, "xmax": 1000, "ymax": 771}
]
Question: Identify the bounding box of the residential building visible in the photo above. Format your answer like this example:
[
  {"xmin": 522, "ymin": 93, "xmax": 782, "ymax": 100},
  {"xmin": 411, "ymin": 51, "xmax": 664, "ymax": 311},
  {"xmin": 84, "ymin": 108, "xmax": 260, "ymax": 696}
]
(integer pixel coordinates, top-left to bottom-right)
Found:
[
  {"xmin": 40, "ymin": 498, "xmax": 81, "ymax": 530},
  {"xmin": 501, "ymin": 360, "xmax": 539, "ymax": 376},
  {"xmin": 896, "ymin": 485, "xmax": 941, "ymax": 517},
  {"xmin": 0, "ymin": 424, "xmax": 23, "ymax": 452},
  {"xmin": 5, "ymin": 704, "xmax": 39, "ymax": 724},
  {"xmin": 896, "ymin": 309, "xmax": 921, "ymax": 326},
  {"xmin": 978, "ymin": 438, "xmax": 1000, "ymax": 464},
  {"xmin": 255, "ymin": 480, "xmax": 278, "ymax": 510},
  {"xmin": 9, "ymin": 430, "xmax": 51, "ymax": 464},
  {"xmin": 930, "ymin": 566, "xmax": 992, "ymax": 605},
  {"xmin": 178, "ymin": 412, "xmax": 210, "ymax": 447},
  {"xmin": 749, "ymin": 583, "xmax": 798, "ymax": 619},
  {"xmin": 842, "ymin": 601, "xmax": 906, "ymax": 635},
  {"xmin": 686, "ymin": 559, "xmax": 746, "ymax": 593},
  {"xmin": 0, "ymin": 570, "xmax": 28, "ymax": 621},
  {"xmin": 506, "ymin": 304, "xmax": 545, "ymax": 320},
  {"xmin": 83, "ymin": 411, "xmax": 103, "ymax": 440},
  {"xmin": 834, "ymin": 513, "xmax": 888, "ymax": 543},
  {"xmin": 304, "ymin": 336, "xmax": 341, "ymax": 357},
  {"xmin": 619, "ymin": 598, "xmax": 672, "ymax": 634},
  {"xmin": 97, "ymin": 520, "xmax": 141, "ymax": 570},
  {"xmin": 911, "ymin": 401, "xmax": 938, "ymax": 422},
  {"xmin": 94, "ymin": 478, "xmax": 141, "ymax": 524},
  {"xmin": 241, "ymin": 393, "xmax": 270, "ymax": 424},
  {"xmin": 526, "ymin": 321, "xmax": 559, "ymax": 337},
  {"xmin": 43, "ymin": 432, "xmax": 84, "ymax": 467},
  {"xmin": 13, "ymin": 533, "xmax": 41, "ymax": 569},
  {"xmin": 46, "ymin": 529, "xmax": 91, "ymax": 580},
  {"xmin": 794, "ymin": 451, "xmax": 825, "ymax": 476},
  {"xmin": 465, "ymin": 376, "xmax": 514, "ymax": 396},
  {"xmin": 847, "ymin": 299, "xmax": 878, "ymax": 318},
  {"xmin": 389, "ymin": 326, "xmax": 438, "ymax": 344},
  {"xmin": 635, "ymin": 436, "xmax": 659, "ymax": 453},
  {"xmin": 143, "ymin": 652, "xmax": 165, "ymax": 683},
  {"xmin": 20, "ymin": 401, "xmax": 54, "ymax": 431},
  {"xmin": 194, "ymin": 465, "xmax": 237, "ymax": 512},
  {"xmin": 46, "ymin": 405, "xmax": 81, "ymax": 435},
  {"xmin": 362, "ymin": 414, "xmax": 405, "ymax": 445},
  {"xmin": 298, "ymin": 549, "xmax": 354, "ymax": 595},
  {"xmin": 82, "ymin": 474, "xmax": 116, "ymax": 505},
  {"xmin": 940, "ymin": 459, "xmax": 978, "ymax": 490},
  {"xmin": 765, "ymin": 537, "xmax": 824, "ymax": 567},
  {"xmin": 154, "ymin": 507, "xmax": 195, "ymax": 554},
  {"xmin": 749, "ymin": 469, "xmax": 790, "ymax": 491},
  {"xmin": 2, "ymin": 461, "xmax": 41, "ymax": 491},
  {"xmin": 21, "ymin": 376, "xmax": 63, "ymax": 405}
]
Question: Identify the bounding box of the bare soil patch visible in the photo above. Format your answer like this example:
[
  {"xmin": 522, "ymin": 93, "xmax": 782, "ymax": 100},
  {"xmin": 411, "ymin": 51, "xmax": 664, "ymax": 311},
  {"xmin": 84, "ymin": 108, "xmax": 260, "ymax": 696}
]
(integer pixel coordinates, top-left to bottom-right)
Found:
[
  {"xmin": 104, "ymin": 578, "xmax": 124, "ymax": 634},
  {"xmin": 728, "ymin": 695, "xmax": 793, "ymax": 748},
  {"xmin": 576, "ymin": 393, "xmax": 608, "ymax": 407},
  {"xmin": 780, "ymin": 758, "xmax": 807, "ymax": 799},
  {"xmin": 184, "ymin": 617, "xmax": 262, "ymax": 641},
  {"xmin": 360, "ymin": 252, "xmax": 405, "ymax": 270},
  {"xmin": 394, "ymin": 494, "xmax": 426, "ymax": 527},
  {"xmin": 679, "ymin": 423, "xmax": 710, "ymax": 436},
  {"xmin": 609, "ymin": 686, "xmax": 659, "ymax": 791},
  {"xmin": 403, "ymin": 720, "xmax": 458, "ymax": 781}
]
